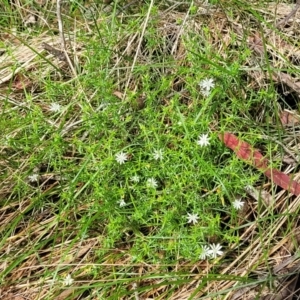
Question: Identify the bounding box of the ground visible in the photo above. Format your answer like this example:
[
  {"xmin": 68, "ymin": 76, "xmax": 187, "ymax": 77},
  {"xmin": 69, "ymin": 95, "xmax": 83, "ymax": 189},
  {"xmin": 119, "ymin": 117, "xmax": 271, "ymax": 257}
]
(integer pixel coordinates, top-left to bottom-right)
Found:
[{"xmin": 1, "ymin": 0, "xmax": 300, "ymax": 299}]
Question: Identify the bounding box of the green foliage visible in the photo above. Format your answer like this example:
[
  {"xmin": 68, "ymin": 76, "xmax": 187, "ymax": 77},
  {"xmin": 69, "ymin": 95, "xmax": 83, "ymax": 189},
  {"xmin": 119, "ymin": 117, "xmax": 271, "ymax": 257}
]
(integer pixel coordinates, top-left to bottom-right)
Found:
[{"xmin": 1, "ymin": 0, "xmax": 297, "ymax": 298}]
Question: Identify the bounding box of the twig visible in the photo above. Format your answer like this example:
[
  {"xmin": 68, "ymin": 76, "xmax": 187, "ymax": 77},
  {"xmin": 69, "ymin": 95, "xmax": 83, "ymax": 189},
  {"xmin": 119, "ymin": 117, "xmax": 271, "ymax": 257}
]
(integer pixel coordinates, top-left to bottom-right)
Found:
[
  {"xmin": 0, "ymin": 94, "xmax": 28, "ymax": 108},
  {"xmin": 116, "ymin": 0, "xmax": 139, "ymax": 15},
  {"xmin": 261, "ymin": 134, "xmax": 298, "ymax": 162},
  {"xmin": 42, "ymin": 42, "xmax": 67, "ymax": 62},
  {"xmin": 276, "ymin": 0, "xmax": 300, "ymax": 28},
  {"xmin": 56, "ymin": 0, "xmax": 76, "ymax": 76}
]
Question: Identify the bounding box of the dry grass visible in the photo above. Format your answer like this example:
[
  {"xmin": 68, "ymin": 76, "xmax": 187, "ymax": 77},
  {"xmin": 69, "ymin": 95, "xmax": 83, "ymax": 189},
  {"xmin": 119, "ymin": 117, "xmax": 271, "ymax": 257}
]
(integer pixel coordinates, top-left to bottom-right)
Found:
[{"xmin": 1, "ymin": 1, "xmax": 300, "ymax": 299}]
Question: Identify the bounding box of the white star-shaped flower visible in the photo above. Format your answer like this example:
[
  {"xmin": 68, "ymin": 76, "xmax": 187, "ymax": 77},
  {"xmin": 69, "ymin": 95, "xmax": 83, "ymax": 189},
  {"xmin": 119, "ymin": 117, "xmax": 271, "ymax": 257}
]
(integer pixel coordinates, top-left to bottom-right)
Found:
[
  {"xmin": 232, "ymin": 198, "xmax": 244, "ymax": 210},
  {"xmin": 28, "ymin": 174, "xmax": 39, "ymax": 182},
  {"xmin": 49, "ymin": 103, "xmax": 62, "ymax": 113},
  {"xmin": 197, "ymin": 133, "xmax": 210, "ymax": 147},
  {"xmin": 199, "ymin": 78, "xmax": 215, "ymax": 96},
  {"xmin": 153, "ymin": 149, "xmax": 163, "ymax": 161},
  {"xmin": 130, "ymin": 175, "xmax": 140, "ymax": 183},
  {"xmin": 115, "ymin": 152, "xmax": 128, "ymax": 164},
  {"xmin": 199, "ymin": 245, "xmax": 211, "ymax": 260},
  {"xmin": 63, "ymin": 274, "xmax": 74, "ymax": 286},
  {"xmin": 186, "ymin": 213, "xmax": 199, "ymax": 225},
  {"xmin": 146, "ymin": 177, "xmax": 158, "ymax": 188},
  {"xmin": 208, "ymin": 243, "xmax": 223, "ymax": 258},
  {"xmin": 118, "ymin": 199, "xmax": 126, "ymax": 207}
]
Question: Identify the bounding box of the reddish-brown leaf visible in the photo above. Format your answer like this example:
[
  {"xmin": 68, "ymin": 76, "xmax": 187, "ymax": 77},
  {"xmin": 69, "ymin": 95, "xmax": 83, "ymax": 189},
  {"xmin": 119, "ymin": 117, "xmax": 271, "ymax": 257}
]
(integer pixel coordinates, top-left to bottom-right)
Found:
[
  {"xmin": 219, "ymin": 132, "xmax": 300, "ymax": 196},
  {"xmin": 280, "ymin": 110, "xmax": 300, "ymax": 126},
  {"xmin": 12, "ymin": 73, "xmax": 32, "ymax": 90},
  {"xmin": 219, "ymin": 132, "xmax": 268, "ymax": 170},
  {"xmin": 264, "ymin": 168, "xmax": 300, "ymax": 196}
]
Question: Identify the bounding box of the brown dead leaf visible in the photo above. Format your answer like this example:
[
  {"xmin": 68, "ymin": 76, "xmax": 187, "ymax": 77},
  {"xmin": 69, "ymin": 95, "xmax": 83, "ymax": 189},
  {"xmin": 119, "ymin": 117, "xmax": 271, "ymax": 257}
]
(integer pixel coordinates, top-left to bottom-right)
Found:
[
  {"xmin": 12, "ymin": 73, "xmax": 32, "ymax": 90},
  {"xmin": 248, "ymin": 32, "xmax": 264, "ymax": 56},
  {"xmin": 280, "ymin": 110, "xmax": 300, "ymax": 126},
  {"xmin": 135, "ymin": 93, "xmax": 146, "ymax": 110},
  {"xmin": 245, "ymin": 185, "xmax": 273, "ymax": 206},
  {"xmin": 113, "ymin": 91, "xmax": 123, "ymax": 100},
  {"xmin": 1, "ymin": 293, "xmax": 25, "ymax": 300},
  {"xmin": 63, "ymin": 241, "xmax": 95, "ymax": 264},
  {"xmin": 54, "ymin": 288, "xmax": 75, "ymax": 300},
  {"xmin": 273, "ymin": 72, "xmax": 300, "ymax": 94}
]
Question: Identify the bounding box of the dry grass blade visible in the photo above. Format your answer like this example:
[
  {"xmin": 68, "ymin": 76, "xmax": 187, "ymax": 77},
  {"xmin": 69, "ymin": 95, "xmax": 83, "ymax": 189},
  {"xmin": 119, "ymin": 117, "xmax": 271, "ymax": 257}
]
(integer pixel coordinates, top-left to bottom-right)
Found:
[
  {"xmin": 0, "ymin": 35, "xmax": 75, "ymax": 87},
  {"xmin": 123, "ymin": 0, "xmax": 154, "ymax": 95}
]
